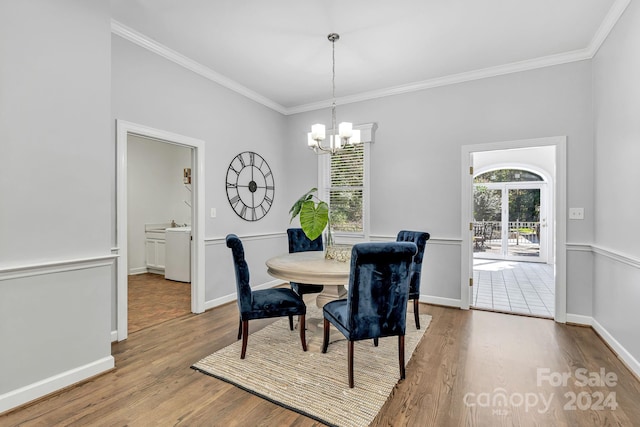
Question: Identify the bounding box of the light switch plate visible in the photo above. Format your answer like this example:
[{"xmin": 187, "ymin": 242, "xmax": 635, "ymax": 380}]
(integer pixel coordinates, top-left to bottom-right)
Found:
[
  {"xmin": 210, "ymin": 208, "xmax": 216, "ymax": 218},
  {"xmin": 569, "ymin": 208, "xmax": 584, "ymax": 220}
]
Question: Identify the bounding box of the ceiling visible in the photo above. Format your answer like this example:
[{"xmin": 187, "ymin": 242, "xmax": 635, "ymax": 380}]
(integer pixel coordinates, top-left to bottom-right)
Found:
[{"xmin": 110, "ymin": 0, "xmax": 626, "ymax": 114}]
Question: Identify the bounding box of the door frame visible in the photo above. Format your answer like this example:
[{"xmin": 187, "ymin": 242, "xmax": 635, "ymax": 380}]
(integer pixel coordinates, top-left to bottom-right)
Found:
[
  {"xmin": 460, "ymin": 136, "xmax": 567, "ymax": 322},
  {"xmin": 116, "ymin": 120, "xmax": 206, "ymax": 341}
]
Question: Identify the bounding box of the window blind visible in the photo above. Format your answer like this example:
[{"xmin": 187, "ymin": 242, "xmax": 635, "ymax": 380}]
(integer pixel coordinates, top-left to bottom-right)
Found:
[{"xmin": 328, "ymin": 144, "xmax": 364, "ymax": 233}]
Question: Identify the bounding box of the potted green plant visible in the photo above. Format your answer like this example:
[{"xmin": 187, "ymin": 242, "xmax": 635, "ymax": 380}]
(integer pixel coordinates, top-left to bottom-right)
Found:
[
  {"xmin": 290, "ymin": 188, "xmax": 353, "ymax": 261},
  {"xmin": 289, "ymin": 188, "xmax": 331, "ymax": 244}
]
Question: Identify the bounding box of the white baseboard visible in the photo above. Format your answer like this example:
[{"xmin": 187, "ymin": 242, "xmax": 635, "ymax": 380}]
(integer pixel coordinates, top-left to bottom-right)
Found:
[
  {"xmin": 420, "ymin": 295, "xmax": 461, "ymax": 308},
  {"xmin": 204, "ymin": 293, "xmax": 236, "ymax": 311},
  {"xmin": 204, "ymin": 280, "xmax": 284, "ymax": 311},
  {"xmin": 252, "ymin": 279, "xmax": 283, "ymax": 291},
  {"xmin": 128, "ymin": 267, "xmax": 148, "ymax": 275},
  {"xmin": 0, "ymin": 356, "xmax": 114, "ymax": 414},
  {"xmin": 592, "ymin": 319, "xmax": 640, "ymax": 379},
  {"xmin": 566, "ymin": 313, "xmax": 593, "ymax": 326}
]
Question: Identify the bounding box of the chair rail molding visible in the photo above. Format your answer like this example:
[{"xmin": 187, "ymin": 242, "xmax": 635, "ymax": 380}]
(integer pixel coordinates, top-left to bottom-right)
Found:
[{"xmin": 0, "ymin": 255, "xmax": 117, "ymax": 282}]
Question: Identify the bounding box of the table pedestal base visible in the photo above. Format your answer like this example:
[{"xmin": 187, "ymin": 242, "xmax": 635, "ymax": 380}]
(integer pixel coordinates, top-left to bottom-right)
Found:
[{"xmin": 316, "ymin": 285, "xmax": 347, "ymax": 308}]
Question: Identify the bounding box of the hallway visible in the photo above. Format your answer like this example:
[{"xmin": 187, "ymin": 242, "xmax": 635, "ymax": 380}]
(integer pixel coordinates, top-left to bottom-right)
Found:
[{"xmin": 472, "ymin": 259, "xmax": 555, "ymax": 317}]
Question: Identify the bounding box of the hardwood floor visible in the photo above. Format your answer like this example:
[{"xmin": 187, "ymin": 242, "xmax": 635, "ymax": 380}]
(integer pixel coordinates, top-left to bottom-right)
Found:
[
  {"xmin": 2, "ymin": 302, "xmax": 639, "ymax": 426},
  {"xmin": 128, "ymin": 273, "xmax": 191, "ymax": 333}
]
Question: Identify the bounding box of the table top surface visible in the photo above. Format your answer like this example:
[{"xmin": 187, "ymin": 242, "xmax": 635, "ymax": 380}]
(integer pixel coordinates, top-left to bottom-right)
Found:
[{"xmin": 265, "ymin": 251, "xmax": 350, "ymax": 285}]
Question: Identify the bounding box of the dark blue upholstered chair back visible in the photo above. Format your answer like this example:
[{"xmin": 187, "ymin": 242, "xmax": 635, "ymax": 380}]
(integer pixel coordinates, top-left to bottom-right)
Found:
[
  {"xmin": 226, "ymin": 234, "xmax": 307, "ymax": 358},
  {"xmin": 321, "ymin": 242, "xmax": 417, "ymax": 387},
  {"xmin": 226, "ymin": 234, "xmax": 253, "ymax": 315},
  {"xmin": 396, "ymin": 230, "xmax": 430, "ymax": 329},
  {"xmin": 286, "ymin": 228, "xmax": 324, "ymax": 296}
]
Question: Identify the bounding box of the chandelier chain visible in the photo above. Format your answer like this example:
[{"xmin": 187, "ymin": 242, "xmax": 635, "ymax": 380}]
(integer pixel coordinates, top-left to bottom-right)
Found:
[{"xmin": 331, "ymin": 35, "xmax": 337, "ymax": 141}]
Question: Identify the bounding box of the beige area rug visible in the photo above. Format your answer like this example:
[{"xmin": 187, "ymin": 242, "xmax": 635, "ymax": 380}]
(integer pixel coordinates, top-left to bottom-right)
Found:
[{"xmin": 192, "ymin": 305, "xmax": 431, "ymax": 427}]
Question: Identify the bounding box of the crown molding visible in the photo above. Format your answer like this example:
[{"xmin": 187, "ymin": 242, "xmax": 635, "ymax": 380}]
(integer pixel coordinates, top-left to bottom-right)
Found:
[
  {"xmin": 587, "ymin": 0, "xmax": 631, "ymax": 56},
  {"xmin": 286, "ymin": 48, "xmax": 593, "ymax": 115},
  {"xmin": 111, "ymin": 0, "xmax": 631, "ymax": 116},
  {"xmin": 110, "ymin": 20, "xmax": 288, "ymax": 115}
]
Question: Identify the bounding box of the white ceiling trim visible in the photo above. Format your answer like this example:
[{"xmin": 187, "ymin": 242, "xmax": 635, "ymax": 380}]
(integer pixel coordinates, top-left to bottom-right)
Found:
[
  {"xmin": 111, "ymin": 0, "xmax": 630, "ymax": 117},
  {"xmin": 292, "ymin": 0, "xmax": 631, "ymax": 115},
  {"xmin": 288, "ymin": 48, "xmax": 594, "ymax": 115},
  {"xmin": 586, "ymin": 0, "xmax": 631, "ymax": 56},
  {"xmin": 111, "ymin": 20, "xmax": 288, "ymax": 115}
]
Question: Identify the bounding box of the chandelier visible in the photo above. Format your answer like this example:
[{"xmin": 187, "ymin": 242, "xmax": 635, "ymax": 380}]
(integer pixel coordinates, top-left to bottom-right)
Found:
[{"xmin": 307, "ymin": 33, "xmax": 361, "ymax": 155}]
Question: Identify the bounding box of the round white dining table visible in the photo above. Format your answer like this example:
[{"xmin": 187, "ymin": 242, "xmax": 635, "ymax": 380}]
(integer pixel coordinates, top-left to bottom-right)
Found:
[{"xmin": 265, "ymin": 251, "xmax": 350, "ymax": 308}]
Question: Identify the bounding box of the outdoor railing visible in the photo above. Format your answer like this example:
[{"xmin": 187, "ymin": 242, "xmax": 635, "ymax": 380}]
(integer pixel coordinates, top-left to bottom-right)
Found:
[{"xmin": 474, "ymin": 221, "xmax": 540, "ymax": 245}]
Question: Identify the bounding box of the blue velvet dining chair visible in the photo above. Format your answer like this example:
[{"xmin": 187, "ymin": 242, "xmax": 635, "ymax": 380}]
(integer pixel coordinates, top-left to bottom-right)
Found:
[
  {"xmin": 396, "ymin": 230, "xmax": 430, "ymax": 329},
  {"xmin": 286, "ymin": 228, "xmax": 324, "ymax": 296},
  {"xmin": 321, "ymin": 242, "xmax": 417, "ymax": 388},
  {"xmin": 226, "ymin": 234, "xmax": 307, "ymax": 359}
]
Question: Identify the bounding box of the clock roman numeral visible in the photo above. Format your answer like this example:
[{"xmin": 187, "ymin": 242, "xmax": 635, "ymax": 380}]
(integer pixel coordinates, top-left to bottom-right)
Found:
[
  {"xmin": 239, "ymin": 205, "xmax": 247, "ymax": 218},
  {"xmin": 229, "ymin": 195, "xmax": 240, "ymax": 207},
  {"xmin": 249, "ymin": 152, "xmax": 255, "ymax": 166},
  {"xmin": 226, "ymin": 182, "xmax": 238, "ymax": 188},
  {"xmin": 238, "ymin": 154, "xmax": 246, "ymax": 167},
  {"xmin": 264, "ymin": 195, "xmax": 273, "ymax": 206}
]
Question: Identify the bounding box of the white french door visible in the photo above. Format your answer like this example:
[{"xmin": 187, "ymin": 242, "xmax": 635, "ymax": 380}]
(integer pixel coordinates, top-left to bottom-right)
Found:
[{"xmin": 474, "ymin": 182, "xmax": 547, "ymax": 263}]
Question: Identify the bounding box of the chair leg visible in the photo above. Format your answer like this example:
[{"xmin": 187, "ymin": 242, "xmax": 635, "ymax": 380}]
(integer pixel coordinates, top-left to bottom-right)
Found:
[
  {"xmin": 240, "ymin": 320, "xmax": 249, "ymax": 359},
  {"xmin": 321, "ymin": 318, "xmax": 330, "ymax": 353},
  {"xmin": 288, "ymin": 315, "xmax": 294, "ymax": 331},
  {"xmin": 299, "ymin": 315, "xmax": 307, "ymax": 352},
  {"xmin": 237, "ymin": 317, "xmax": 242, "ymax": 340},
  {"xmin": 413, "ymin": 299, "xmax": 421, "ymax": 329},
  {"xmin": 348, "ymin": 340, "xmax": 355, "ymax": 388},
  {"xmin": 398, "ymin": 335, "xmax": 405, "ymax": 380},
  {"xmin": 373, "ymin": 337, "xmax": 379, "ymax": 347}
]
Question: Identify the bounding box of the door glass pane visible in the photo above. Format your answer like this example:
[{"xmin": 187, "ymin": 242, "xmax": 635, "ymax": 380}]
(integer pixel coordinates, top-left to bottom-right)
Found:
[
  {"xmin": 507, "ymin": 188, "xmax": 540, "ymax": 258},
  {"xmin": 473, "ymin": 186, "xmax": 501, "ymax": 255}
]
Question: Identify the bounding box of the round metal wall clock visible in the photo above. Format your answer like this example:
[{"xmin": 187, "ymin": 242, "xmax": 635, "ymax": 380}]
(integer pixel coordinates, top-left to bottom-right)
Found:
[{"xmin": 225, "ymin": 151, "xmax": 275, "ymax": 221}]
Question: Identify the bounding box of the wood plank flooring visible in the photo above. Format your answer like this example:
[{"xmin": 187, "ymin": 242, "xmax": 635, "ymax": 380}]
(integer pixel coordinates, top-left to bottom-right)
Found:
[
  {"xmin": 2, "ymin": 301, "xmax": 640, "ymax": 426},
  {"xmin": 128, "ymin": 273, "xmax": 191, "ymax": 333}
]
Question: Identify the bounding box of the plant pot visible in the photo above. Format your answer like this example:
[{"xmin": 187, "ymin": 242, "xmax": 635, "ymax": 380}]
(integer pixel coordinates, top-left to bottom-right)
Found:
[{"xmin": 325, "ymin": 244, "xmax": 352, "ymax": 262}]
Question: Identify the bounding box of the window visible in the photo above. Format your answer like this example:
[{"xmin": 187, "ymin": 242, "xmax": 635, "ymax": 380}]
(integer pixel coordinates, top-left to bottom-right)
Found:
[
  {"xmin": 318, "ymin": 124, "xmax": 376, "ymax": 241},
  {"xmin": 328, "ymin": 144, "xmax": 364, "ymax": 233}
]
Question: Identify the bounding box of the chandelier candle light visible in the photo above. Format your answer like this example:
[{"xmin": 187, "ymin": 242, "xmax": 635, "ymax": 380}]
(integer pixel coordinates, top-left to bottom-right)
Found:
[{"xmin": 308, "ymin": 33, "xmax": 361, "ymax": 155}]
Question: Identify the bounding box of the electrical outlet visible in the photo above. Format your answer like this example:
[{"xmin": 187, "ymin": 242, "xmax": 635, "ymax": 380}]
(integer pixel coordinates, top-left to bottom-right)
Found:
[
  {"xmin": 569, "ymin": 208, "xmax": 584, "ymax": 220},
  {"xmin": 210, "ymin": 208, "xmax": 216, "ymax": 218}
]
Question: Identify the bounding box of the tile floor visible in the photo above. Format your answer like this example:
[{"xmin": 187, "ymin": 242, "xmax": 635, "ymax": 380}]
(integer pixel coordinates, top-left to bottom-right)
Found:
[{"xmin": 472, "ymin": 259, "xmax": 555, "ymax": 317}]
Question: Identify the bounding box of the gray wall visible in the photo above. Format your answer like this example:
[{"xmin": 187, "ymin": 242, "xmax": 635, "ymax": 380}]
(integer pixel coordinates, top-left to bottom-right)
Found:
[
  {"xmin": 593, "ymin": 0, "xmax": 640, "ymax": 368},
  {"xmin": 0, "ymin": 0, "xmax": 113, "ymax": 411},
  {"xmin": 284, "ymin": 61, "xmax": 595, "ymax": 307},
  {"xmin": 111, "ymin": 35, "xmax": 291, "ymax": 315}
]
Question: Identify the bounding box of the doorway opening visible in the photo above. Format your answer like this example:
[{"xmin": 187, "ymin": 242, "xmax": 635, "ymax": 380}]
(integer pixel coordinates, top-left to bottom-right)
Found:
[
  {"xmin": 116, "ymin": 120, "xmax": 206, "ymax": 341},
  {"xmin": 126, "ymin": 135, "xmax": 193, "ymax": 333},
  {"xmin": 461, "ymin": 137, "xmax": 567, "ymax": 322},
  {"xmin": 471, "ymin": 165, "xmax": 553, "ymax": 317}
]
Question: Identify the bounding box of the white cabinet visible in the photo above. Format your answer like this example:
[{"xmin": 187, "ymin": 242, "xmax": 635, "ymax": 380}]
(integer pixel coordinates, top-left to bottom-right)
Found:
[{"xmin": 145, "ymin": 230, "xmax": 166, "ymax": 272}]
